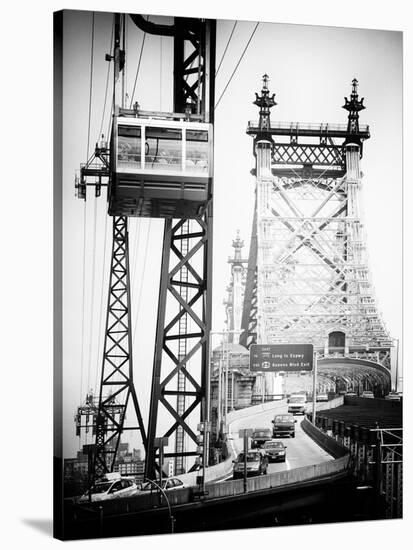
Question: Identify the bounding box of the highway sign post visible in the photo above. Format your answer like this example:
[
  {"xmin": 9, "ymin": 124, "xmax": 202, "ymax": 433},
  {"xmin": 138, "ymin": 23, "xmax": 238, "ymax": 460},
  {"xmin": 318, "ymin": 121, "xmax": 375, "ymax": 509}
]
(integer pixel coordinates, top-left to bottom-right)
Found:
[{"xmin": 239, "ymin": 428, "xmax": 253, "ymax": 493}]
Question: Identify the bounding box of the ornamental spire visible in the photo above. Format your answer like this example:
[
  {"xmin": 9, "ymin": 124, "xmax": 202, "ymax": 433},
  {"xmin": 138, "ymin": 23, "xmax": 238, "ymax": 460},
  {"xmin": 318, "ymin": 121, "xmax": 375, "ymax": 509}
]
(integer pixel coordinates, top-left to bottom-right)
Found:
[
  {"xmin": 342, "ymin": 78, "xmax": 365, "ymax": 137},
  {"xmin": 232, "ymin": 230, "xmax": 244, "ymax": 262},
  {"xmin": 253, "ymin": 74, "xmax": 277, "ymax": 132}
]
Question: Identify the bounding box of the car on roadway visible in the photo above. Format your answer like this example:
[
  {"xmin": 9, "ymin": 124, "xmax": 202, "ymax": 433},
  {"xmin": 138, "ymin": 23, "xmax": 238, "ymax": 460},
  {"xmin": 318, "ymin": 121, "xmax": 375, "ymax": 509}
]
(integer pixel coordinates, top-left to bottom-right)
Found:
[
  {"xmin": 232, "ymin": 449, "xmax": 268, "ymax": 479},
  {"xmin": 361, "ymin": 390, "xmax": 374, "ymax": 399},
  {"xmin": 272, "ymin": 413, "xmax": 296, "ymax": 438},
  {"xmin": 78, "ymin": 476, "xmax": 138, "ymax": 503},
  {"xmin": 385, "ymin": 392, "xmax": 402, "ymax": 401},
  {"xmin": 140, "ymin": 477, "xmax": 186, "ymax": 492},
  {"xmin": 272, "ymin": 394, "xmax": 283, "ymax": 401},
  {"xmin": 288, "ymin": 394, "xmax": 307, "ymax": 414},
  {"xmin": 251, "ymin": 428, "xmax": 273, "ymax": 448},
  {"xmin": 262, "ymin": 440, "xmax": 287, "ymax": 462},
  {"xmin": 316, "ymin": 393, "xmax": 329, "ymax": 402},
  {"xmin": 345, "ymin": 391, "xmax": 357, "ymax": 397}
]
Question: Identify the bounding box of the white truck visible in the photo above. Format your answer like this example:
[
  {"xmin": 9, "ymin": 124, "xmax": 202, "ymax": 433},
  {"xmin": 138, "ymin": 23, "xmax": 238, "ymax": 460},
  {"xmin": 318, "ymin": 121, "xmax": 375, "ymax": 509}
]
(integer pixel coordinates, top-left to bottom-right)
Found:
[{"xmin": 287, "ymin": 394, "xmax": 307, "ymax": 415}]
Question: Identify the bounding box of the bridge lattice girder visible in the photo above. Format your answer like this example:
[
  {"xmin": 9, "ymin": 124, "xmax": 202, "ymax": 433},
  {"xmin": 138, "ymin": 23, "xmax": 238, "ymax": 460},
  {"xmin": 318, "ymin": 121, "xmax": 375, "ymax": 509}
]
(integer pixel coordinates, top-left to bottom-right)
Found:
[
  {"xmin": 241, "ymin": 81, "xmax": 392, "ymax": 385},
  {"xmin": 242, "ymin": 143, "xmax": 392, "ymax": 355}
]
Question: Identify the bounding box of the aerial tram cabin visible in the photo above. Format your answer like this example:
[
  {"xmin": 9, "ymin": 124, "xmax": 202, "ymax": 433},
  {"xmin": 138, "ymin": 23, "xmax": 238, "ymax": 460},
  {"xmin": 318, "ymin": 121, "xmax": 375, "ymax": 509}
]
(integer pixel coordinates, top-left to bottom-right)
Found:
[{"xmin": 108, "ymin": 116, "xmax": 213, "ymax": 219}]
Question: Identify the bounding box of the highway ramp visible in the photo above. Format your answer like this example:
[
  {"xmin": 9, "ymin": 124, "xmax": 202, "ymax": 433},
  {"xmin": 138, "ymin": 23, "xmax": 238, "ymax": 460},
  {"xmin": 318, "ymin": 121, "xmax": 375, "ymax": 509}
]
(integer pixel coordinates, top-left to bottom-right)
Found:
[{"xmin": 218, "ymin": 399, "xmax": 332, "ymax": 481}]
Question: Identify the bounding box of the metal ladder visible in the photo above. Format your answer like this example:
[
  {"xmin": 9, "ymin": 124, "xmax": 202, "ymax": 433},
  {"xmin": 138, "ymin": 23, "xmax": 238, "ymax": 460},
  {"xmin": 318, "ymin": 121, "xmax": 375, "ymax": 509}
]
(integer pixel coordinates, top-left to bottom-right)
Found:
[{"xmin": 174, "ymin": 220, "xmax": 189, "ymax": 474}]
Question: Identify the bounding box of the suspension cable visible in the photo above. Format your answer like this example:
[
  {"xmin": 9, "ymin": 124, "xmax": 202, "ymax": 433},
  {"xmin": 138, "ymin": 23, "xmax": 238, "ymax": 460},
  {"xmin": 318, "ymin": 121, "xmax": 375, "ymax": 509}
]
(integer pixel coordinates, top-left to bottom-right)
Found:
[
  {"xmin": 129, "ymin": 16, "xmax": 149, "ymax": 108},
  {"xmin": 215, "ymin": 22, "xmax": 259, "ymax": 110},
  {"xmin": 215, "ymin": 21, "xmax": 237, "ymax": 77}
]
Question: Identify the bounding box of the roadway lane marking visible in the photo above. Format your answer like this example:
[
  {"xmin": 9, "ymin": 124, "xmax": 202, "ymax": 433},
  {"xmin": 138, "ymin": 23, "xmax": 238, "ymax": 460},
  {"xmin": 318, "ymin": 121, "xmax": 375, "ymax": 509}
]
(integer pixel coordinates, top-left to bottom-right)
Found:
[{"xmin": 285, "ymin": 458, "xmax": 291, "ymax": 470}]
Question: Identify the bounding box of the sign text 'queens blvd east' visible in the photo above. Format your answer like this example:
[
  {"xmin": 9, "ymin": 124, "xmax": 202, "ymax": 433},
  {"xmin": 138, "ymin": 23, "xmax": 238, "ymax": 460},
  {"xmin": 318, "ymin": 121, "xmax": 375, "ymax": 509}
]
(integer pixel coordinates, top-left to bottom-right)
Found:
[{"xmin": 249, "ymin": 344, "xmax": 314, "ymax": 372}]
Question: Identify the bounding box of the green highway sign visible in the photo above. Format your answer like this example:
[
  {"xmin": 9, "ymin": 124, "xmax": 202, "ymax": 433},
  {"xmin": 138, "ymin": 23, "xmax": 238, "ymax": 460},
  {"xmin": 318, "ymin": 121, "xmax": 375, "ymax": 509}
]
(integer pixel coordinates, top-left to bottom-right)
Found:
[{"xmin": 250, "ymin": 344, "xmax": 314, "ymax": 372}]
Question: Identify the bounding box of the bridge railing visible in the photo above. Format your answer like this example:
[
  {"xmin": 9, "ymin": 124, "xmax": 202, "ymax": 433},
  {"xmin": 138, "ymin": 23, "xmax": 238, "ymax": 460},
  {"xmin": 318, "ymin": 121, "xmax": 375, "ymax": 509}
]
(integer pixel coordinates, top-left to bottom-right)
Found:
[
  {"xmin": 76, "ymin": 452, "xmax": 351, "ymax": 518},
  {"xmin": 67, "ymin": 397, "xmax": 353, "ymax": 522},
  {"xmin": 207, "ymin": 454, "xmax": 351, "ymax": 500},
  {"xmin": 247, "ymin": 121, "xmax": 369, "ymax": 134}
]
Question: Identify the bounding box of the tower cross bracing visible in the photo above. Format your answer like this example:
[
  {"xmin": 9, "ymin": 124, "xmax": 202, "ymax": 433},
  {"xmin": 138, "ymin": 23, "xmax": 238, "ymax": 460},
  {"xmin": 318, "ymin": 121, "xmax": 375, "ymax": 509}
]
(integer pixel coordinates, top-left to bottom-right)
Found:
[{"xmin": 242, "ymin": 77, "xmax": 392, "ymax": 361}]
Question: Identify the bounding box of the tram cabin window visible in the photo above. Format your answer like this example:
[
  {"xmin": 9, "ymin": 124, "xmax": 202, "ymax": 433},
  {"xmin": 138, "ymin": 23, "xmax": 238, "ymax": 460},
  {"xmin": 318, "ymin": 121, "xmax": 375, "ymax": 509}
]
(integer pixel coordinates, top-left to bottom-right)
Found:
[
  {"xmin": 115, "ymin": 119, "xmax": 211, "ymax": 176},
  {"xmin": 185, "ymin": 129, "xmax": 209, "ymax": 172},
  {"xmin": 145, "ymin": 126, "xmax": 182, "ymax": 171},
  {"xmin": 118, "ymin": 126, "xmax": 141, "ymax": 169}
]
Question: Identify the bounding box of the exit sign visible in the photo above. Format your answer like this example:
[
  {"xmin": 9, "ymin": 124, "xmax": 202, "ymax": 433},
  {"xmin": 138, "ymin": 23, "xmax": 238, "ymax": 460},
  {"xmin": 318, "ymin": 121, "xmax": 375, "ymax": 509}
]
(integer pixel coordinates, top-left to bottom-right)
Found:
[{"xmin": 250, "ymin": 344, "xmax": 314, "ymax": 372}]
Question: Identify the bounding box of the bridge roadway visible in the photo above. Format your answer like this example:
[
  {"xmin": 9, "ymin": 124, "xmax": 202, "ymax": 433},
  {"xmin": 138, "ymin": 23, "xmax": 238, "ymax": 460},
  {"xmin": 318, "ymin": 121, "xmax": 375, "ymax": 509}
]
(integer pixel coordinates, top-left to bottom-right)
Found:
[
  {"xmin": 217, "ymin": 399, "xmax": 333, "ymax": 482},
  {"xmin": 64, "ymin": 397, "xmax": 351, "ymax": 538},
  {"xmin": 318, "ymin": 358, "xmax": 391, "ymax": 394}
]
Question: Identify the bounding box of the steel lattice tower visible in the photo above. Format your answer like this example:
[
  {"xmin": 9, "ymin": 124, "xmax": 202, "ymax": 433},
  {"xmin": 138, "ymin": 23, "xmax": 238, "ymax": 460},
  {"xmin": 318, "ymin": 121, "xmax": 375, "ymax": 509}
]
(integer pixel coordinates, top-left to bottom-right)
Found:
[
  {"xmin": 241, "ymin": 76, "xmax": 392, "ymax": 395},
  {"xmin": 94, "ymin": 216, "xmax": 147, "ymax": 478},
  {"xmin": 76, "ymin": 14, "xmax": 216, "ymax": 483}
]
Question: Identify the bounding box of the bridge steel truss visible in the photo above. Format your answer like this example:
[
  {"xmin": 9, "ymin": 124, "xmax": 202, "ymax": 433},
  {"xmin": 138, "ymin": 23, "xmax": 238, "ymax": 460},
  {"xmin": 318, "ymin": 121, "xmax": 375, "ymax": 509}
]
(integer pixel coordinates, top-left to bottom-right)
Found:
[
  {"xmin": 94, "ymin": 216, "xmax": 148, "ymax": 478},
  {"xmin": 241, "ymin": 78, "xmax": 392, "ymax": 394},
  {"xmin": 76, "ymin": 14, "xmax": 216, "ymax": 482},
  {"xmin": 138, "ymin": 17, "xmax": 216, "ymax": 480},
  {"xmin": 146, "ymin": 213, "xmax": 213, "ymax": 478}
]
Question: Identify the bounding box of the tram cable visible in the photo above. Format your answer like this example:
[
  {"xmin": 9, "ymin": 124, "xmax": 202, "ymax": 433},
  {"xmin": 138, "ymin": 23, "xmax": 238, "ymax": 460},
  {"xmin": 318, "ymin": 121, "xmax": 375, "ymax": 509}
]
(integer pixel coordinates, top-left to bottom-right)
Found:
[
  {"xmin": 94, "ymin": 208, "xmax": 109, "ymax": 394},
  {"xmin": 215, "ymin": 21, "xmax": 237, "ymax": 77},
  {"xmin": 87, "ymin": 196, "xmax": 98, "ymax": 394},
  {"xmin": 80, "ymin": 11, "xmax": 95, "ymax": 408},
  {"xmin": 86, "ymin": 12, "xmax": 95, "ymax": 160},
  {"xmin": 129, "ymin": 16, "xmax": 149, "ymax": 108},
  {"xmin": 131, "ymin": 218, "xmax": 142, "ymax": 288},
  {"xmin": 124, "ymin": 15, "xmax": 128, "ymax": 104},
  {"xmin": 133, "ymin": 219, "xmax": 152, "ymax": 346},
  {"xmin": 215, "ymin": 22, "xmax": 259, "ymax": 110},
  {"xmin": 98, "ymin": 19, "xmax": 114, "ymax": 139},
  {"xmin": 106, "ymin": 102, "xmax": 114, "ymax": 142},
  {"xmin": 130, "ymin": 218, "xmax": 142, "ymax": 345},
  {"xmin": 79, "ymin": 201, "xmax": 88, "ymax": 412}
]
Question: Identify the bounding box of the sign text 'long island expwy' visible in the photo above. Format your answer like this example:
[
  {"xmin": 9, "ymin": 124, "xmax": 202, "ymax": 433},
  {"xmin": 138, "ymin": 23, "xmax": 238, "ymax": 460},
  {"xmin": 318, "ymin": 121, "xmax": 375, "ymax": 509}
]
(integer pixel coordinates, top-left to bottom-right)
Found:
[{"xmin": 249, "ymin": 344, "xmax": 314, "ymax": 373}]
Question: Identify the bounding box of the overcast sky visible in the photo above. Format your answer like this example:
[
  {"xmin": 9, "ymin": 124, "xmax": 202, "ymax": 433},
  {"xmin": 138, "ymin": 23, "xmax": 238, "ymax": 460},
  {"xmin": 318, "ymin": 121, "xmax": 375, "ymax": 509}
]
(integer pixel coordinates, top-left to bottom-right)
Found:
[{"xmin": 61, "ymin": 10, "xmax": 402, "ymax": 458}]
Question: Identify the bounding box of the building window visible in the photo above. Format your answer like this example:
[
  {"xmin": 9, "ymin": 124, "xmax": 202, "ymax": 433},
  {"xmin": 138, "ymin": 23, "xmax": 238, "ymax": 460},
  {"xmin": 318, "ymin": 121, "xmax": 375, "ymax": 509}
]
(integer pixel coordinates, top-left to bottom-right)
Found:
[{"xmin": 329, "ymin": 331, "xmax": 345, "ymax": 348}]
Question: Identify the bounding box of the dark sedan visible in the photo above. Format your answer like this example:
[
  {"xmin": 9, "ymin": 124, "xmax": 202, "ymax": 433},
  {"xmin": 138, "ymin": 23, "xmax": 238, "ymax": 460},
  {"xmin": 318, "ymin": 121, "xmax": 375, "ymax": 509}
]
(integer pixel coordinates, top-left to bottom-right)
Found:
[
  {"xmin": 262, "ymin": 440, "xmax": 287, "ymax": 462},
  {"xmin": 251, "ymin": 428, "xmax": 273, "ymax": 448}
]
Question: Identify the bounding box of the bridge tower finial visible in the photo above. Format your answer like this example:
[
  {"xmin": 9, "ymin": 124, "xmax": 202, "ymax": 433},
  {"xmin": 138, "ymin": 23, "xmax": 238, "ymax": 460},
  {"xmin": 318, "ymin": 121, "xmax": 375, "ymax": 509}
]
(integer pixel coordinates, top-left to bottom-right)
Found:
[
  {"xmin": 343, "ymin": 78, "xmax": 366, "ymax": 143},
  {"xmin": 253, "ymin": 74, "xmax": 277, "ymax": 133},
  {"xmin": 232, "ymin": 230, "xmax": 245, "ymax": 263}
]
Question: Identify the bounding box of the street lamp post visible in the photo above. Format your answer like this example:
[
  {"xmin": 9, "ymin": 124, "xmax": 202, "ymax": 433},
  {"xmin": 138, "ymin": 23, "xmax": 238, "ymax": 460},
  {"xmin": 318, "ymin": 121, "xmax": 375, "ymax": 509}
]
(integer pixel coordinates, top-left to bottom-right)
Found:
[
  {"xmin": 312, "ymin": 351, "xmax": 318, "ymax": 425},
  {"xmin": 154, "ymin": 437, "xmax": 168, "ymax": 485},
  {"xmin": 225, "ymin": 330, "xmax": 230, "ymax": 421},
  {"xmin": 209, "ymin": 329, "xmax": 242, "ymax": 431},
  {"xmin": 144, "ymin": 478, "xmax": 175, "ymax": 533},
  {"xmin": 394, "ymin": 338, "xmax": 400, "ymax": 393},
  {"xmin": 231, "ymin": 370, "xmax": 234, "ymax": 411},
  {"xmin": 217, "ymin": 355, "xmax": 222, "ymax": 430}
]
